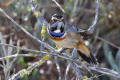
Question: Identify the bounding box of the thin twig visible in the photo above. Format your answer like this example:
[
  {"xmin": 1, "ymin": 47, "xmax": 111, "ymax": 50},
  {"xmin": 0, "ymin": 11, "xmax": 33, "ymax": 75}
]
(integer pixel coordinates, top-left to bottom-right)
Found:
[
  {"xmin": 71, "ymin": 49, "xmax": 83, "ymax": 79},
  {"xmin": 0, "ymin": 43, "xmax": 119, "ymax": 79},
  {"xmin": 65, "ymin": 63, "xmax": 71, "ymax": 80},
  {"xmin": 72, "ymin": 62, "xmax": 83, "ymax": 79},
  {"xmin": 84, "ymin": 74, "xmax": 104, "ymax": 80},
  {"xmin": 72, "ymin": 0, "xmax": 79, "ymax": 15},
  {"xmin": 9, "ymin": 60, "xmax": 45, "ymax": 80},
  {"xmin": 0, "ymin": 43, "xmax": 81, "ymax": 64},
  {"xmin": 0, "ymin": 42, "xmax": 120, "ymax": 78},
  {"xmin": 0, "ymin": 54, "xmax": 41, "ymax": 61},
  {"xmin": 88, "ymin": 66, "xmax": 120, "ymax": 79},
  {"xmin": 0, "ymin": 8, "xmax": 56, "ymax": 52},
  {"xmin": 65, "ymin": 49, "xmax": 76, "ymax": 80},
  {"xmin": 0, "ymin": 42, "xmax": 119, "ymax": 79},
  {"xmin": 1, "ymin": 2, "xmax": 120, "ymax": 79},
  {"xmin": 0, "ymin": 43, "xmax": 40, "ymax": 53},
  {"xmin": 88, "ymin": 0, "xmax": 99, "ymax": 32},
  {"xmin": 55, "ymin": 58, "xmax": 62, "ymax": 80},
  {"xmin": 52, "ymin": 0, "xmax": 65, "ymax": 13},
  {"xmin": 97, "ymin": 36, "xmax": 120, "ymax": 49}
]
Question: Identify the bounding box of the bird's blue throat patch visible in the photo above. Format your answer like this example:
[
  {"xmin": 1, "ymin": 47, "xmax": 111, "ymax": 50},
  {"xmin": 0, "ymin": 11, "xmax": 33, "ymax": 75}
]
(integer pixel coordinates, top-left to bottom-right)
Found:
[{"xmin": 49, "ymin": 30, "xmax": 65, "ymax": 37}]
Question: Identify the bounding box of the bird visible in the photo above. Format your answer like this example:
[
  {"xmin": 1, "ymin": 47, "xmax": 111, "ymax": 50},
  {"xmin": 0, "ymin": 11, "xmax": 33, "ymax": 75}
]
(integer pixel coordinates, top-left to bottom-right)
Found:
[{"xmin": 47, "ymin": 14, "xmax": 97, "ymax": 64}]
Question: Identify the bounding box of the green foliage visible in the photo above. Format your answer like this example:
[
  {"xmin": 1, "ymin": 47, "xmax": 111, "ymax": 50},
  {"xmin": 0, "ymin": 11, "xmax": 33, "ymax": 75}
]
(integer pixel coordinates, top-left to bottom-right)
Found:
[
  {"xmin": 115, "ymin": 50, "xmax": 120, "ymax": 70},
  {"xmin": 103, "ymin": 42, "xmax": 120, "ymax": 72},
  {"xmin": 22, "ymin": 74, "xmax": 29, "ymax": 80},
  {"xmin": 18, "ymin": 57, "xmax": 27, "ymax": 68}
]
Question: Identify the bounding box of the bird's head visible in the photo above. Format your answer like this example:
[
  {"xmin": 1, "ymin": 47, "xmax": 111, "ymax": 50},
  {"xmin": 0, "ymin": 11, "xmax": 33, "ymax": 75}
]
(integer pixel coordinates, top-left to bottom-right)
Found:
[
  {"xmin": 49, "ymin": 14, "xmax": 65, "ymax": 33},
  {"xmin": 47, "ymin": 14, "xmax": 65, "ymax": 37},
  {"xmin": 51, "ymin": 14, "xmax": 64, "ymax": 22}
]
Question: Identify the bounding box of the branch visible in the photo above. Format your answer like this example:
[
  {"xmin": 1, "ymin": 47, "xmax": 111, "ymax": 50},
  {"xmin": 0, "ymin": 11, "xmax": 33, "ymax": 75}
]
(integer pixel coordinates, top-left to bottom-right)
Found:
[
  {"xmin": 65, "ymin": 63, "xmax": 71, "ymax": 80},
  {"xmin": 0, "ymin": 53, "xmax": 45, "ymax": 61},
  {"xmin": 87, "ymin": 0, "xmax": 99, "ymax": 32},
  {"xmin": 97, "ymin": 36, "xmax": 120, "ymax": 49},
  {"xmin": 9, "ymin": 60, "xmax": 45, "ymax": 80},
  {"xmin": 55, "ymin": 58, "xmax": 62, "ymax": 80},
  {"xmin": 52, "ymin": 0, "xmax": 65, "ymax": 13},
  {"xmin": 0, "ymin": 43, "xmax": 118, "ymax": 79},
  {"xmin": 89, "ymin": 66, "xmax": 120, "ymax": 79},
  {"xmin": 0, "ymin": 43, "xmax": 119, "ymax": 79},
  {"xmin": 0, "ymin": 8, "xmax": 56, "ymax": 52},
  {"xmin": 1, "ymin": 1, "xmax": 120, "ymax": 79},
  {"xmin": 0, "ymin": 43, "xmax": 40, "ymax": 53}
]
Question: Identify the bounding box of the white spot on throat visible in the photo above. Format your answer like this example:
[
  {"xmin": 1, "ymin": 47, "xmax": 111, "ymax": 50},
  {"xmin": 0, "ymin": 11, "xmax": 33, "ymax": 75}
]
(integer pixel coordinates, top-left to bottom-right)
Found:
[{"xmin": 54, "ymin": 29, "xmax": 61, "ymax": 33}]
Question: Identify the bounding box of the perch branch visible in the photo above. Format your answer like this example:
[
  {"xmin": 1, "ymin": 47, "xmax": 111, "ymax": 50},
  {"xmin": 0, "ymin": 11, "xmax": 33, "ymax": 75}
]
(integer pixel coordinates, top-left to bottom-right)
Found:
[{"xmin": 0, "ymin": 43, "xmax": 119, "ymax": 79}]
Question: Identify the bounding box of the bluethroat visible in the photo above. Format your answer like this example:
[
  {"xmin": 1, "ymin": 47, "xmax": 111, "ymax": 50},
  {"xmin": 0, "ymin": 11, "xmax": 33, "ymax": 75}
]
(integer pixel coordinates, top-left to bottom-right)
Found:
[{"xmin": 47, "ymin": 14, "xmax": 97, "ymax": 64}]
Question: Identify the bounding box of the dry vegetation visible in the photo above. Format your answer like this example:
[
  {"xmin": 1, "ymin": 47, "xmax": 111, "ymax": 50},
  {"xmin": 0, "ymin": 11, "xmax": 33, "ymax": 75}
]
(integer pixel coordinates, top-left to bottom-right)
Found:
[{"xmin": 0, "ymin": 0, "xmax": 120, "ymax": 80}]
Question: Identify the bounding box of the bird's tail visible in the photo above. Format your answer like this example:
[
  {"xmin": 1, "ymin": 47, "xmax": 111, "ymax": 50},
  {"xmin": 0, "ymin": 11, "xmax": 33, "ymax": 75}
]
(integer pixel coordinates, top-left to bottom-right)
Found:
[
  {"xmin": 77, "ymin": 42, "xmax": 97, "ymax": 64},
  {"xmin": 77, "ymin": 51, "xmax": 97, "ymax": 64}
]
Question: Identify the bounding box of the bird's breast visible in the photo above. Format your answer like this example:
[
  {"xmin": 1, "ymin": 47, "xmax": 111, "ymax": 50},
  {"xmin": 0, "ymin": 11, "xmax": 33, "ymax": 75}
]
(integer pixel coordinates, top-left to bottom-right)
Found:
[
  {"xmin": 49, "ymin": 33, "xmax": 66, "ymax": 41},
  {"xmin": 49, "ymin": 31, "xmax": 82, "ymax": 48},
  {"xmin": 50, "ymin": 34, "xmax": 77, "ymax": 48}
]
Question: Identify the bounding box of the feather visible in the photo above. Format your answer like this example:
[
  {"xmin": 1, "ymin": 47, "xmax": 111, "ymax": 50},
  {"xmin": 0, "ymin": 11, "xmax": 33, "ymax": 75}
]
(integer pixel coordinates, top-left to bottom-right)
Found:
[{"xmin": 77, "ymin": 42, "xmax": 97, "ymax": 64}]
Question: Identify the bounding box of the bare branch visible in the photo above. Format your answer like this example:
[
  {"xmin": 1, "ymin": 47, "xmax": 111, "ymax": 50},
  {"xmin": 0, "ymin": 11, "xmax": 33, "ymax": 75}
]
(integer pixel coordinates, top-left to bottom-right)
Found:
[
  {"xmin": 88, "ymin": 0, "xmax": 99, "ymax": 32},
  {"xmin": 97, "ymin": 36, "xmax": 120, "ymax": 49},
  {"xmin": 0, "ymin": 1, "xmax": 120, "ymax": 80},
  {"xmin": 0, "ymin": 42, "xmax": 119, "ymax": 79},
  {"xmin": 9, "ymin": 60, "xmax": 45, "ymax": 80},
  {"xmin": 0, "ymin": 43, "xmax": 118, "ymax": 79},
  {"xmin": 52, "ymin": 0, "xmax": 65, "ymax": 13},
  {"xmin": 0, "ymin": 43, "xmax": 40, "ymax": 53},
  {"xmin": 65, "ymin": 63, "xmax": 71, "ymax": 80},
  {"xmin": 55, "ymin": 58, "xmax": 62, "ymax": 80},
  {"xmin": 89, "ymin": 66, "xmax": 120, "ymax": 79},
  {"xmin": 0, "ymin": 8, "xmax": 56, "ymax": 52}
]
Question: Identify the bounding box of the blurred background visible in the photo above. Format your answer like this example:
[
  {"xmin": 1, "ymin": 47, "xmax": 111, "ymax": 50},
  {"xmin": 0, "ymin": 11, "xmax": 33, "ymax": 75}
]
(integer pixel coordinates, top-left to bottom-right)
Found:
[{"xmin": 0, "ymin": 0, "xmax": 120, "ymax": 80}]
